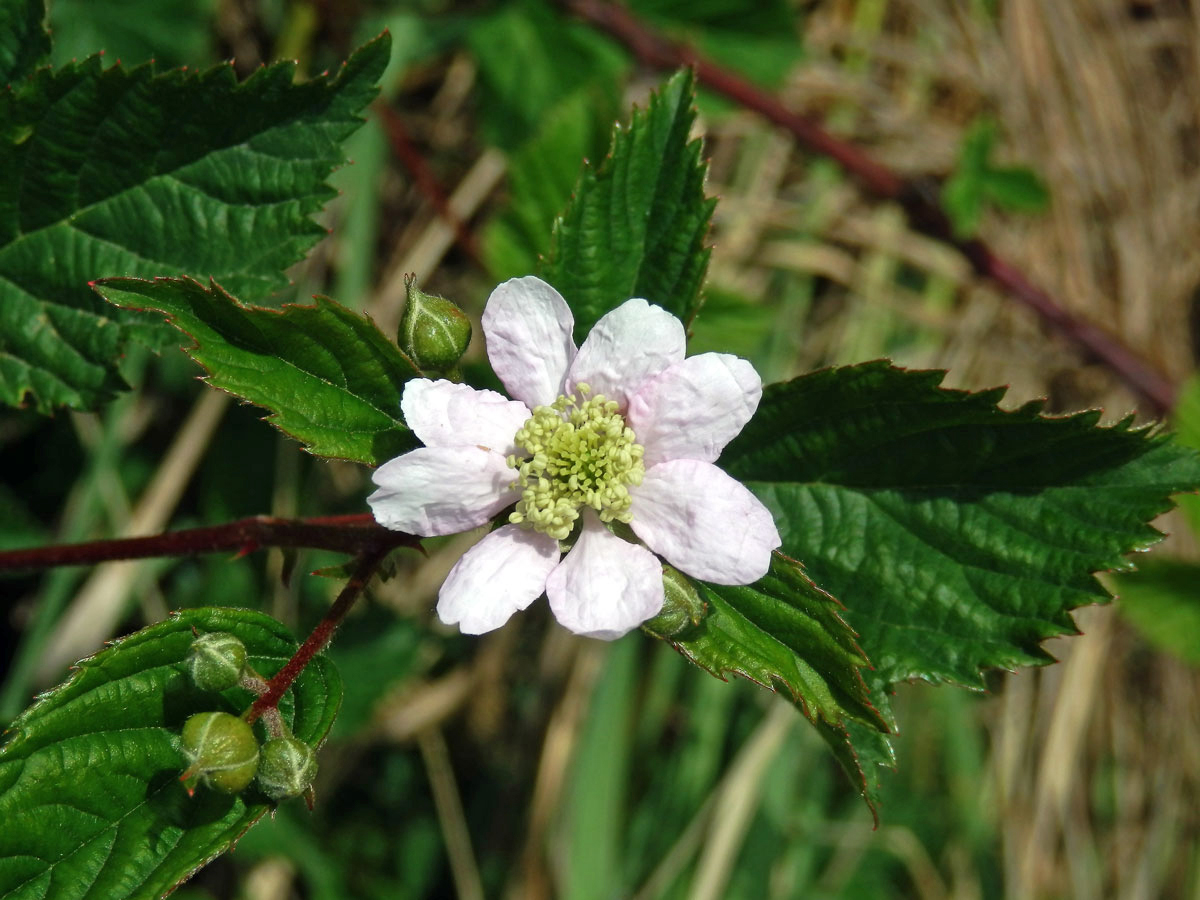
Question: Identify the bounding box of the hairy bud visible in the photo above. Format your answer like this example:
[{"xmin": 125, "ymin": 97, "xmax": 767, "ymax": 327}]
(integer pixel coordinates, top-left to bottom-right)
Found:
[
  {"xmin": 257, "ymin": 737, "xmax": 318, "ymax": 800},
  {"xmin": 187, "ymin": 632, "xmax": 248, "ymax": 692},
  {"xmin": 180, "ymin": 711, "xmax": 259, "ymax": 794},
  {"xmin": 399, "ymin": 275, "xmax": 472, "ymax": 371}
]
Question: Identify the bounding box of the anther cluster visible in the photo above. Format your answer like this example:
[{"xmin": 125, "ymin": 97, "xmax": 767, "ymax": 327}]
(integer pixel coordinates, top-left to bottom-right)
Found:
[{"xmin": 507, "ymin": 385, "xmax": 645, "ymax": 541}]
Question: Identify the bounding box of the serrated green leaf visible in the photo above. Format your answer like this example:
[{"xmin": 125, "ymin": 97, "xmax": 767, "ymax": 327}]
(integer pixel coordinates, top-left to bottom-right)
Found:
[
  {"xmin": 0, "ymin": 34, "xmax": 389, "ymax": 414},
  {"xmin": 0, "ymin": 0, "xmax": 49, "ymax": 85},
  {"xmin": 646, "ymin": 555, "xmax": 887, "ymax": 808},
  {"xmin": 722, "ymin": 361, "xmax": 1200, "ymax": 695},
  {"xmin": 96, "ymin": 277, "xmax": 421, "ymax": 466},
  {"xmin": 0, "ymin": 606, "xmax": 341, "ymax": 900},
  {"xmin": 1111, "ymin": 560, "xmax": 1200, "ymax": 665},
  {"xmin": 544, "ymin": 68, "xmax": 714, "ymax": 341},
  {"xmin": 719, "ymin": 362, "xmax": 1200, "ymax": 797}
]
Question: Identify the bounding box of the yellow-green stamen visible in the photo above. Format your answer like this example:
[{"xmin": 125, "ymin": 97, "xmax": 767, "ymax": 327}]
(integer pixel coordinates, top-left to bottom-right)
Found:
[{"xmin": 507, "ymin": 384, "xmax": 645, "ymax": 541}]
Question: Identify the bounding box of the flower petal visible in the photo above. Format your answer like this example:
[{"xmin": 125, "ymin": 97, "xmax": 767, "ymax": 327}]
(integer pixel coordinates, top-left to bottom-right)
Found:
[
  {"xmin": 566, "ymin": 299, "xmax": 685, "ymax": 408},
  {"xmin": 545, "ymin": 515, "xmax": 664, "ymax": 640},
  {"xmin": 437, "ymin": 524, "xmax": 561, "ymax": 634},
  {"xmin": 369, "ymin": 447, "xmax": 517, "ymax": 536},
  {"xmin": 402, "ymin": 378, "xmax": 531, "ymax": 454},
  {"xmin": 627, "ymin": 353, "xmax": 762, "ymax": 467},
  {"xmin": 482, "ymin": 276, "xmax": 576, "ymax": 409},
  {"xmin": 630, "ymin": 459, "xmax": 780, "ymax": 585}
]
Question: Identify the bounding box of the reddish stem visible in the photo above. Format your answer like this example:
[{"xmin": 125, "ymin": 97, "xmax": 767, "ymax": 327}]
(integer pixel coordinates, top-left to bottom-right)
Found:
[
  {"xmin": 0, "ymin": 513, "xmax": 419, "ymax": 571},
  {"xmin": 246, "ymin": 545, "xmax": 390, "ymax": 723},
  {"xmin": 564, "ymin": 0, "xmax": 1176, "ymax": 415}
]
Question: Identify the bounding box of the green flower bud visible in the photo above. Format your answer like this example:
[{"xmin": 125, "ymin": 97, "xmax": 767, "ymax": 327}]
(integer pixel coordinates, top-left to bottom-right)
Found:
[
  {"xmin": 643, "ymin": 566, "xmax": 708, "ymax": 638},
  {"xmin": 187, "ymin": 632, "xmax": 248, "ymax": 692},
  {"xmin": 180, "ymin": 711, "xmax": 259, "ymax": 794},
  {"xmin": 257, "ymin": 737, "xmax": 318, "ymax": 801},
  {"xmin": 399, "ymin": 275, "xmax": 472, "ymax": 371}
]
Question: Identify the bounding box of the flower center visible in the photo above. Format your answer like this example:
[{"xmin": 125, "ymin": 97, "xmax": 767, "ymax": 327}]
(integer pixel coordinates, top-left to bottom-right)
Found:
[{"xmin": 507, "ymin": 384, "xmax": 645, "ymax": 541}]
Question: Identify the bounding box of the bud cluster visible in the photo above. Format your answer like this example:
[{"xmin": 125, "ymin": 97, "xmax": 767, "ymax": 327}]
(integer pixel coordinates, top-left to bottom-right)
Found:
[{"xmin": 178, "ymin": 632, "xmax": 319, "ymax": 802}]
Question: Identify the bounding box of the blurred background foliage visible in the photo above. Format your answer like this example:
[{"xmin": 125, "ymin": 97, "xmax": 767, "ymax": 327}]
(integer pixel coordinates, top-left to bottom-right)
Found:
[{"xmin": 3, "ymin": 0, "xmax": 1200, "ymax": 897}]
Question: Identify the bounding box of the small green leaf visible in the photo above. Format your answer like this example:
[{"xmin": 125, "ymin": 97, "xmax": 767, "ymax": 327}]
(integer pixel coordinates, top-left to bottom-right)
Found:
[
  {"xmin": 646, "ymin": 555, "xmax": 886, "ymax": 807},
  {"xmin": 979, "ymin": 166, "xmax": 1049, "ymax": 213},
  {"xmin": 545, "ymin": 68, "xmax": 715, "ymax": 340},
  {"xmin": 0, "ymin": 0, "xmax": 49, "ymax": 84},
  {"xmin": 0, "ymin": 606, "xmax": 341, "ymax": 900},
  {"xmin": 942, "ymin": 116, "xmax": 1048, "ymax": 237},
  {"xmin": 96, "ymin": 277, "xmax": 421, "ymax": 466},
  {"xmin": 1111, "ymin": 560, "xmax": 1200, "ymax": 665},
  {"xmin": 0, "ymin": 34, "xmax": 389, "ymax": 414},
  {"xmin": 720, "ymin": 361, "xmax": 1200, "ymax": 791}
]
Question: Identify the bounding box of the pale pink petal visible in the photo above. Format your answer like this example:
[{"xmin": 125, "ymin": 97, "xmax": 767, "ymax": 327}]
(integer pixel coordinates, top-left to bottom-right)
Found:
[
  {"xmin": 565, "ymin": 299, "xmax": 685, "ymax": 409},
  {"xmin": 437, "ymin": 525, "xmax": 561, "ymax": 634},
  {"xmin": 402, "ymin": 378, "xmax": 531, "ymax": 455},
  {"xmin": 627, "ymin": 353, "xmax": 762, "ymax": 467},
  {"xmin": 545, "ymin": 515, "xmax": 664, "ymax": 640},
  {"xmin": 630, "ymin": 459, "xmax": 779, "ymax": 585},
  {"xmin": 482, "ymin": 276, "xmax": 576, "ymax": 409},
  {"xmin": 369, "ymin": 447, "xmax": 517, "ymax": 536}
]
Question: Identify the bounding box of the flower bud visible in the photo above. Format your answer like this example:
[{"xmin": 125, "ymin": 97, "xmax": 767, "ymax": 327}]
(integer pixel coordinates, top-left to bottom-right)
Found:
[
  {"xmin": 180, "ymin": 711, "xmax": 260, "ymax": 794},
  {"xmin": 399, "ymin": 276, "xmax": 471, "ymax": 371},
  {"xmin": 643, "ymin": 566, "xmax": 708, "ymax": 637},
  {"xmin": 256, "ymin": 737, "xmax": 318, "ymax": 800},
  {"xmin": 187, "ymin": 632, "xmax": 248, "ymax": 692}
]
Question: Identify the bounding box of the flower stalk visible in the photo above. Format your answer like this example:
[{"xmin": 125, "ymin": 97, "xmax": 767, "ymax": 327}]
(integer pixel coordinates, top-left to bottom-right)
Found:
[{"xmin": 245, "ymin": 545, "xmax": 392, "ymax": 725}]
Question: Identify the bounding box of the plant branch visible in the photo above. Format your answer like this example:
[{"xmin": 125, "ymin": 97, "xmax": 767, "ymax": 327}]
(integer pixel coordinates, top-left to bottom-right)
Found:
[
  {"xmin": 0, "ymin": 514, "xmax": 419, "ymax": 572},
  {"xmin": 246, "ymin": 545, "xmax": 391, "ymax": 723},
  {"xmin": 564, "ymin": 0, "xmax": 1177, "ymax": 415}
]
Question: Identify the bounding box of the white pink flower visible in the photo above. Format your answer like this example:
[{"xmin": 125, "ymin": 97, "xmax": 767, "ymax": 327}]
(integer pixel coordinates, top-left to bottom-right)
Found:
[{"xmin": 368, "ymin": 276, "xmax": 780, "ymax": 640}]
